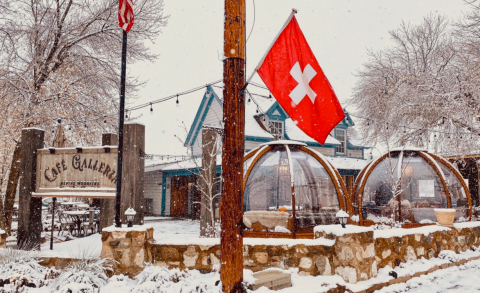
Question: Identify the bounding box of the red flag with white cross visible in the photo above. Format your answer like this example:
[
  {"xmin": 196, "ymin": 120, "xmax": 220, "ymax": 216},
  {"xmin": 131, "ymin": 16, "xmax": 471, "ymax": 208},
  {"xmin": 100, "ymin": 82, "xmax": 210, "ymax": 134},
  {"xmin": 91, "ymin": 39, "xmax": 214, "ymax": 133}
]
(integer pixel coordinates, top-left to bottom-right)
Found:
[{"xmin": 255, "ymin": 14, "xmax": 345, "ymax": 145}]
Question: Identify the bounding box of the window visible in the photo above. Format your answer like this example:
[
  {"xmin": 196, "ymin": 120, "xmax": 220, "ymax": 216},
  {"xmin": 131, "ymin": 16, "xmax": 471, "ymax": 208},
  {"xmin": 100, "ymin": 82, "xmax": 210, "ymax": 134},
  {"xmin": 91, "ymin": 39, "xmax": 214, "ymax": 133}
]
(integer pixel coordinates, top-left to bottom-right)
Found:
[
  {"xmin": 269, "ymin": 120, "xmax": 284, "ymax": 140},
  {"xmin": 335, "ymin": 129, "xmax": 346, "ymax": 154}
]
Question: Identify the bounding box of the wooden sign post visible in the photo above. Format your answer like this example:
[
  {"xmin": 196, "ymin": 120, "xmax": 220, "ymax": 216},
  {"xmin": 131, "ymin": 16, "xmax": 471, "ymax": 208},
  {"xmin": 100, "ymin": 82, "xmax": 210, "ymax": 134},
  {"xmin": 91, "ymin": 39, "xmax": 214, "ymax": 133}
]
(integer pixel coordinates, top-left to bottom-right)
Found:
[{"xmin": 221, "ymin": 0, "xmax": 246, "ymax": 292}]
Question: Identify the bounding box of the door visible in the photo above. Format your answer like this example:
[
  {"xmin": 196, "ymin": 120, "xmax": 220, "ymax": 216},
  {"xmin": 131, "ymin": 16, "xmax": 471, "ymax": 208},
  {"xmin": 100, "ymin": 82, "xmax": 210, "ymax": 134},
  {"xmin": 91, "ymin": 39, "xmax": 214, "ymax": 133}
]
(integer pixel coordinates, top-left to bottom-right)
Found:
[{"xmin": 170, "ymin": 176, "xmax": 188, "ymax": 216}]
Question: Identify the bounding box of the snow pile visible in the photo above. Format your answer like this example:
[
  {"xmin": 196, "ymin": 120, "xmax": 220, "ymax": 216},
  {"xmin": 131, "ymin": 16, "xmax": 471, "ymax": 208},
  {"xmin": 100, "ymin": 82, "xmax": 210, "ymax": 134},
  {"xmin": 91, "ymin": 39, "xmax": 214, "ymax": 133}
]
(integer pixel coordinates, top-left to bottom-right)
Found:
[
  {"xmin": 314, "ymin": 224, "xmax": 373, "ymax": 237},
  {"xmin": 102, "ymin": 265, "xmax": 222, "ymax": 293},
  {"xmin": 0, "ymin": 247, "xmax": 59, "ymax": 291},
  {"xmin": 52, "ymin": 257, "xmax": 112, "ymax": 292},
  {"xmin": 438, "ymin": 250, "xmax": 460, "ymax": 263}
]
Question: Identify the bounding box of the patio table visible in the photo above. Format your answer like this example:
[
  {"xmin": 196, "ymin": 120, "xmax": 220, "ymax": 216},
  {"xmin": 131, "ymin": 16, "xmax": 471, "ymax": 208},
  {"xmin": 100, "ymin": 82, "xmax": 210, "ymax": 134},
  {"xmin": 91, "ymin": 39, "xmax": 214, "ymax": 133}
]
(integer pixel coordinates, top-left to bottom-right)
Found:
[{"xmin": 63, "ymin": 210, "xmax": 99, "ymax": 236}]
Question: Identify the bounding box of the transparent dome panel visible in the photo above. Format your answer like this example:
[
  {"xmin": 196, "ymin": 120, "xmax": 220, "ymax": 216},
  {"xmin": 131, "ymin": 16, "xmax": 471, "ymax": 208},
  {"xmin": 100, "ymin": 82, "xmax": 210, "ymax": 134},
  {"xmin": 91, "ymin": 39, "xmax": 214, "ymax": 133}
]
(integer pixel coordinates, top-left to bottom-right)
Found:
[
  {"xmin": 437, "ymin": 160, "xmax": 469, "ymax": 222},
  {"xmin": 289, "ymin": 149, "xmax": 340, "ymax": 227},
  {"xmin": 401, "ymin": 154, "xmax": 447, "ymax": 224},
  {"xmin": 360, "ymin": 154, "xmax": 400, "ymax": 223},
  {"xmin": 244, "ymin": 148, "xmax": 292, "ymax": 212}
]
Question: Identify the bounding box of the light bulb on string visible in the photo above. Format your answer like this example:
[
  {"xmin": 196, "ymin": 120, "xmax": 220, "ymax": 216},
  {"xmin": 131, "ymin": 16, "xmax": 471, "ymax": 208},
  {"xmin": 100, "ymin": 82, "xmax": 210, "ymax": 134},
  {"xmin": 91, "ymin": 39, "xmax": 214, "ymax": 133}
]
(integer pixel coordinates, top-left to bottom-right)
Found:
[
  {"xmin": 247, "ymin": 97, "xmax": 251, "ymax": 104},
  {"xmin": 150, "ymin": 103, "xmax": 153, "ymax": 114},
  {"xmin": 386, "ymin": 123, "xmax": 389, "ymax": 130},
  {"xmin": 57, "ymin": 118, "xmax": 61, "ymax": 124},
  {"xmin": 403, "ymin": 127, "xmax": 406, "ymax": 134},
  {"xmin": 256, "ymin": 107, "xmax": 259, "ymax": 114},
  {"xmin": 176, "ymin": 95, "xmax": 179, "ymax": 107},
  {"xmin": 125, "ymin": 111, "xmax": 129, "ymax": 119}
]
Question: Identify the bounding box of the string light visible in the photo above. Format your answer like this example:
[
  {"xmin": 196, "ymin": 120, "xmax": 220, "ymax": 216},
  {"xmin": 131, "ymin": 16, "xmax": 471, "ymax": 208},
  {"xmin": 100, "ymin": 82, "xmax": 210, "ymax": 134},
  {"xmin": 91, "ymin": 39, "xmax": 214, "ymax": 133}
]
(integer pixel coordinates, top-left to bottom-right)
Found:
[
  {"xmin": 256, "ymin": 107, "xmax": 259, "ymax": 114},
  {"xmin": 125, "ymin": 110, "xmax": 128, "ymax": 119},
  {"xmin": 176, "ymin": 95, "xmax": 179, "ymax": 107},
  {"xmin": 150, "ymin": 103, "xmax": 153, "ymax": 114},
  {"xmin": 57, "ymin": 118, "xmax": 61, "ymax": 124}
]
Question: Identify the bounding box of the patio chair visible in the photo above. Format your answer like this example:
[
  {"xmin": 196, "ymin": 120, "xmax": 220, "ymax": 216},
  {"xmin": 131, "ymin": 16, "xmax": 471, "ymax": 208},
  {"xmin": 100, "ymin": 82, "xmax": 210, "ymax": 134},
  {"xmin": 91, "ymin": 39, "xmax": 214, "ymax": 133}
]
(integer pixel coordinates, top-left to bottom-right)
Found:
[
  {"xmin": 58, "ymin": 212, "xmax": 75, "ymax": 236},
  {"xmin": 80, "ymin": 211, "xmax": 96, "ymax": 236}
]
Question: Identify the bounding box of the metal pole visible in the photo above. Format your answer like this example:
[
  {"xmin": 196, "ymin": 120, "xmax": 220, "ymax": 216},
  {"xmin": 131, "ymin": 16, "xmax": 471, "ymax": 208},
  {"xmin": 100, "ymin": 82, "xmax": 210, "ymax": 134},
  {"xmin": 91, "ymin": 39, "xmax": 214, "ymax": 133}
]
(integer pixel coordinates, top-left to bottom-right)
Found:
[
  {"xmin": 50, "ymin": 197, "xmax": 56, "ymax": 250},
  {"xmin": 115, "ymin": 30, "xmax": 128, "ymax": 228}
]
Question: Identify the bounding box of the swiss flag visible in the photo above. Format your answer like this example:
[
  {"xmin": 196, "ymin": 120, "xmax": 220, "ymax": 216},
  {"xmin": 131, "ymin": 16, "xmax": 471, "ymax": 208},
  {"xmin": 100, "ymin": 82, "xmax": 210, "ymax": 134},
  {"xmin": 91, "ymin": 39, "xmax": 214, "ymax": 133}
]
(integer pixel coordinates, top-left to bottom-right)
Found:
[{"xmin": 257, "ymin": 16, "xmax": 345, "ymax": 145}]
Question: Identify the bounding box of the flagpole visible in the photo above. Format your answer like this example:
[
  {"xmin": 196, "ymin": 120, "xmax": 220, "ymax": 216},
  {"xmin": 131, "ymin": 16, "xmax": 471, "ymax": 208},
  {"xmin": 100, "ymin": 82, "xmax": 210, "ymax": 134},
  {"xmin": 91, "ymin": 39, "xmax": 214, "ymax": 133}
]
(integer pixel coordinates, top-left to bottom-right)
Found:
[
  {"xmin": 115, "ymin": 30, "xmax": 127, "ymax": 228},
  {"xmin": 245, "ymin": 8, "xmax": 297, "ymax": 85}
]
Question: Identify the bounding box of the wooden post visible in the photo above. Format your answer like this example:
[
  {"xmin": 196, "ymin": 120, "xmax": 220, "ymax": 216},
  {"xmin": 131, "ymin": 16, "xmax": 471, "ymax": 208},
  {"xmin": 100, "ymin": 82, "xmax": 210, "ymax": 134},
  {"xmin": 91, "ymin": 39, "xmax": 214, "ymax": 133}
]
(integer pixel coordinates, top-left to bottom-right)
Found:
[
  {"xmin": 100, "ymin": 133, "xmax": 118, "ymax": 230},
  {"xmin": 221, "ymin": 0, "xmax": 245, "ymax": 292},
  {"xmin": 17, "ymin": 128, "xmax": 44, "ymax": 250},
  {"xmin": 120, "ymin": 123, "xmax": 145, "ymax": 225},
  {"xmin": 200, "ymin": 128, "xmax": 218, "ymax": 237}
]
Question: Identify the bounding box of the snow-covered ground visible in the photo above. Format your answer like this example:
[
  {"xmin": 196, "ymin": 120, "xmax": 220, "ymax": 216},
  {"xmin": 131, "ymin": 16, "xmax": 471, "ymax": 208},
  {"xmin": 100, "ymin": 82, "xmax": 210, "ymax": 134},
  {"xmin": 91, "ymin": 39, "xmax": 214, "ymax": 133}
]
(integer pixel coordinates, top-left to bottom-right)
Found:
[
  {"xmin": 11, "ymin": 218, "xmax": 480, "ymax": 292},
  {"xmin": 376, "ymin": 258, "xmax": 480, "ymax": 293}
]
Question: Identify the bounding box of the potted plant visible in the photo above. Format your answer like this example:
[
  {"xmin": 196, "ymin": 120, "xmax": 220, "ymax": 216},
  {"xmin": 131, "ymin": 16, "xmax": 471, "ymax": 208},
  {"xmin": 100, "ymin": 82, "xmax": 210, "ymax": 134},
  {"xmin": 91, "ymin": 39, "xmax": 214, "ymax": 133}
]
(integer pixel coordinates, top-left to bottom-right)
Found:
[{"xmin": 434, "ymin": 208, "xmax": 456, "ymax": 226}]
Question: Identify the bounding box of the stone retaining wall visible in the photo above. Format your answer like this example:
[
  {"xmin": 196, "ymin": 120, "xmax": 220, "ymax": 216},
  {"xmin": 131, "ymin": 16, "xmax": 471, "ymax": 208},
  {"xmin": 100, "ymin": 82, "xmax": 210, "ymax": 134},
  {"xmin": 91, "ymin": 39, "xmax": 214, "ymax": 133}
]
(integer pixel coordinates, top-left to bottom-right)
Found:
[
  {"xmin": 104, "ymin": 222, "xmax": 480, "ymax": 284},
  {"xmin": 151, "ymin": 242, "xmax": 335, "ymax": 276},
  {"xmin": 375, "ymin": 224, "xmax": 480, "ymax": 269},
  {"xmin": 100, "ymin": 225, "xmax": 154, "ymax": 276}
]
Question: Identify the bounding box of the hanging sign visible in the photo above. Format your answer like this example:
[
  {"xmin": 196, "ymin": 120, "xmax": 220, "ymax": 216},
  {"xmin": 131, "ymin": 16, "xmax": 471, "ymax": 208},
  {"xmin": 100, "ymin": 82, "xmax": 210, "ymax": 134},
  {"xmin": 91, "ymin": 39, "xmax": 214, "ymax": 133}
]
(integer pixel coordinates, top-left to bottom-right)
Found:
[{"xmin": 33, "ymin": 147, "xmax": 118, "ymax": 198}]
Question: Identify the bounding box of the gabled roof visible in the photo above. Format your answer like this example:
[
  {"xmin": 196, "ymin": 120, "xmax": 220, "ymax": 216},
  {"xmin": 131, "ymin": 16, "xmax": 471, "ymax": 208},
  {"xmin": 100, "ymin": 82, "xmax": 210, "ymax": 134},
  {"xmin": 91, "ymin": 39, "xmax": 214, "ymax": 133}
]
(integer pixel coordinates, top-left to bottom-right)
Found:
[
  {"xmin": 184, "ymin": 86, "xmax": 222, "ymax": 147},
  {"xmin": 185, "ymin": 87, "xmax": 273, "ymax": 147}
]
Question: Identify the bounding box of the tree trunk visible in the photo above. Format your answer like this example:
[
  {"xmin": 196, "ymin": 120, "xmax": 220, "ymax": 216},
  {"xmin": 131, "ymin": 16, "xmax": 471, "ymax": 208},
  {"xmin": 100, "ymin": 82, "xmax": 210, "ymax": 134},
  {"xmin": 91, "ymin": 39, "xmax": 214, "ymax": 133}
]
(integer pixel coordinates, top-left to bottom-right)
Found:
[
  {"xmin": 200, "ymin": 128, "xmax": 218, "ymax": 237},
  {"xmin": 4, "ymin": 142, "xmax": 21, "ymax": 235}
]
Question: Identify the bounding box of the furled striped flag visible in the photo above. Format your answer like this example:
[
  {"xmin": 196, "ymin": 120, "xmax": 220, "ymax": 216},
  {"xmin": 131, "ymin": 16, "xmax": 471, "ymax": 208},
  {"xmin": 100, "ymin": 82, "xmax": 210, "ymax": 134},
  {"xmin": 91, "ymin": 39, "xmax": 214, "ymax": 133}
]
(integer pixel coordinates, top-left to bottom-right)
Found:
[{"xmin": 118, "ymin": 0, "xmax": 134, "ymax": 33}]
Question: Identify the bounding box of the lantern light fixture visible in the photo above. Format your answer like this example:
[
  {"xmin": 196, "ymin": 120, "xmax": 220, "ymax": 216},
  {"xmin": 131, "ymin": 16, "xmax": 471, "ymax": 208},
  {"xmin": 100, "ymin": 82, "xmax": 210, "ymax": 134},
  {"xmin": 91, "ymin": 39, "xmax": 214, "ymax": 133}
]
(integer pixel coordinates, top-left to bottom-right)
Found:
[
  {"xmin": 125, "ymin": 206, "xmax": 136, "ymax": 227},
  {"xmin": 336, "ymin": 209, "xmax": 349, "ymax": 228}
]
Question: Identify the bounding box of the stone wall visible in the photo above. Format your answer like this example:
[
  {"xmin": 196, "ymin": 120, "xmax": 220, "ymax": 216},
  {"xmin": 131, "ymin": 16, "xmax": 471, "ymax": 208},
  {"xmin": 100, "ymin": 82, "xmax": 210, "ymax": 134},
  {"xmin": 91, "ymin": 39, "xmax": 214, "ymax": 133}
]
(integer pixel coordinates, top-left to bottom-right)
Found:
[
  {"xmin": 151, "ymin": 242, "xmax": 335, "ymax": 276},
  {"xmin": 108, "ymin": 222, "xmax": 480, "ymax": 284},
  {"xmin": 375, "ymin": 223, "xmax": 480, "ymax": 269},
  {"xmin": 314, "ymin": 225, "xmax": 377, "ymax": 283},
  {"xmin": 101, "ymin": 225, "xmax": 154, "ymax": 276}
]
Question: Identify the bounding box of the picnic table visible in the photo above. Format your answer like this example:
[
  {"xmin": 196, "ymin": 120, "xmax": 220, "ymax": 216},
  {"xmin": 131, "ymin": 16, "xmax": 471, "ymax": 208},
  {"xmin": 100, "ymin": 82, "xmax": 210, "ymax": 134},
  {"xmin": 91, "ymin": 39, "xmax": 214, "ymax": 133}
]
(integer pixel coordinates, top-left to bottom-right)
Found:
[{"xmin": 62, "ymin": 210, "xmax": 99, "ymax": 236}]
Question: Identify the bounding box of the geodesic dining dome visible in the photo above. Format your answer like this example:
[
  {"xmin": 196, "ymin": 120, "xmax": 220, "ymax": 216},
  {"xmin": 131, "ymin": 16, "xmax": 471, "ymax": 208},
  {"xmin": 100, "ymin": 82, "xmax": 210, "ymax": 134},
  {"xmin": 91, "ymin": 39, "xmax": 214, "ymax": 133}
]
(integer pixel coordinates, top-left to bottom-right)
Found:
[
  {"xmin": 353, "ymin": 147, "xmax": 472, "ymax": 227},
  {"xmin": 243, "ymin": 140, "xmax": 351, "ymax": 238}
]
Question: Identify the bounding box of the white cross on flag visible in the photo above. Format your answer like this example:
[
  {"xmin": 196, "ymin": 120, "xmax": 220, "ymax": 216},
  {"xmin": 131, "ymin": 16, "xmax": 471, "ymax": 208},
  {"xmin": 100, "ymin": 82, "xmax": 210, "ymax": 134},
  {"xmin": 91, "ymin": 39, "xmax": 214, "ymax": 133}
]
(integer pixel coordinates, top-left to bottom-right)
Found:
[{"xmin": 256, "ymin": 15, "xmax": 345, "ymax": 145}]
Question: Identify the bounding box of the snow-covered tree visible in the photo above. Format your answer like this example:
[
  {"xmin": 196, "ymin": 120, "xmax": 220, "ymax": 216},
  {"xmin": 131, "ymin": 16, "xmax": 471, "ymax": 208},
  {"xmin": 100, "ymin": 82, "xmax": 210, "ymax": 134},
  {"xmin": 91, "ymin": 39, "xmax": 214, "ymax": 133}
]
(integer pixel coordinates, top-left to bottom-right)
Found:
[
  {"xmin": 0, "ymin": 0, "xmax": 168, "ymax": 233},
  {"xmin": 350, "ymin": 13, "xmax": 480, "ymax": 156}
]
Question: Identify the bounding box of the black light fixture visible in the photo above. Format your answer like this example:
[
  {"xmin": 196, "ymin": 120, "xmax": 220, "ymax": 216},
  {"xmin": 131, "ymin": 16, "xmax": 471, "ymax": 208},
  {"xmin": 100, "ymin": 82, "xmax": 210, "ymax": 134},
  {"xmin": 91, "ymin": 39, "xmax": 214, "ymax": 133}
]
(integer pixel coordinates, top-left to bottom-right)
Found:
[
  {"xmin": 125, "ymin": 110, "xmax": 129, "ymax": 119},
  {"xmin": 150, "ymin": 103, "xmax": 153, "ymax": 114},
  {"xmin": 57, "ymin": 118, "xmax": 61, "ymax": 124},
  {"xmin": 125, "ymin": 206, "xmax": 136, "ymax": 227},
  {"xmin": 176, "ymin": 95, "xmax": 179, "ymax": 107},
  {"xmin": 336, "ymin": 210, "xmax": 349, "ymax": 228}
]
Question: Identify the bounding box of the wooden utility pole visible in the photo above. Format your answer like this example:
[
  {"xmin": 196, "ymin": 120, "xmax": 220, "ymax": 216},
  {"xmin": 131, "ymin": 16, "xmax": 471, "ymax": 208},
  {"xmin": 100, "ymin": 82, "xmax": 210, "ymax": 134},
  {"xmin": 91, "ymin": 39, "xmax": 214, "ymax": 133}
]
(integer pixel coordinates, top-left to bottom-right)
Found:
[{"xmin": 221, "ymin": 0, "xmax": 246, "ymax": 292}]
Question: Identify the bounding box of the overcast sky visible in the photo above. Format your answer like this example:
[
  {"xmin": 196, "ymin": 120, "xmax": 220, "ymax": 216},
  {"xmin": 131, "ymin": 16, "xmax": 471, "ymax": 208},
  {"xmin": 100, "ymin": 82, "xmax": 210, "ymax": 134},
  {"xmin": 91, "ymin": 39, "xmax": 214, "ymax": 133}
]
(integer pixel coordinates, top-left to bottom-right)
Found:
[{"xmin": 127, "ymin": 0, "xmax": 467, "ymax": 157}]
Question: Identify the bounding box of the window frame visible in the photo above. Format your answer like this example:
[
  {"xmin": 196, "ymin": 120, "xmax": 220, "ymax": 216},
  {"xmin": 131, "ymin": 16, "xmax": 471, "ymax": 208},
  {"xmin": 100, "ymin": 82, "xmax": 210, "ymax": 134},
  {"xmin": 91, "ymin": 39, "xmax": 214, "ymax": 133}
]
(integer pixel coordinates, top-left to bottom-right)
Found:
[
  {"xmin": 269, "ymin": 120, "xmax": 284, "ymax": 140},
  {"xmin": 335, "ymin": 129, "xmax": 346, "ymax": 155}
]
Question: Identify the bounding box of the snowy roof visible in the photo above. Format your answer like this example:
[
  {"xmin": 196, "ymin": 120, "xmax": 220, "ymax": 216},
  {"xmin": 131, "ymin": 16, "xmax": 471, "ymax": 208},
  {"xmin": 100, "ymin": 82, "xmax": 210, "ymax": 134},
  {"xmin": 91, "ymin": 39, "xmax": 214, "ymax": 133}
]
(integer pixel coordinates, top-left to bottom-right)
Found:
[
  {"xmin": 390, "ymin": 146, "xmax": 428, "ymax": 152},
  {"xmin": 259, "ymin": 140, "xmax": 307, "ymax": 147},
  {"xmin": 161, "ymin": 155, "xmax": 223, "ymax": 172},
  {"xmin": 284, "ymin": 118, "xmax": 340, "ymax": 145},
  {"xmin": 325, "ymin": 156, "xmax": 370, "ymax": 170},
  {"xmin": 244, "ymin": 95, "xmax": 275, "ymax": 139}
]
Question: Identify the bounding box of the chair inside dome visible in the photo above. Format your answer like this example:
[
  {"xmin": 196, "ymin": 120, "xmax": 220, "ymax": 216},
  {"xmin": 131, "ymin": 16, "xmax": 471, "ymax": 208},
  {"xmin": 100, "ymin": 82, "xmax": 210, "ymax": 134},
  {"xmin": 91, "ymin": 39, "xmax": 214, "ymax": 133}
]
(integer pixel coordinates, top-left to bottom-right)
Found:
[{"xmin": 243, "ymin": 142, "xmax": 349, "ymax": 238}]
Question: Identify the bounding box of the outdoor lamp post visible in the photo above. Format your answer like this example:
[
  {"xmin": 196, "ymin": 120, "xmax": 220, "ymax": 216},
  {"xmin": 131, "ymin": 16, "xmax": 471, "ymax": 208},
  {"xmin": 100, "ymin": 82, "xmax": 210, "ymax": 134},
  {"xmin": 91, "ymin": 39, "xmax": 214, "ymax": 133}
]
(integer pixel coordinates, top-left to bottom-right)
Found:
[
  {"xmin": 125, "ymin": 206, "xmax": 136, "ymax": 227},
  {"xmin": 336, "ymin": 210, "xmax": 350, "ymax": 228}
]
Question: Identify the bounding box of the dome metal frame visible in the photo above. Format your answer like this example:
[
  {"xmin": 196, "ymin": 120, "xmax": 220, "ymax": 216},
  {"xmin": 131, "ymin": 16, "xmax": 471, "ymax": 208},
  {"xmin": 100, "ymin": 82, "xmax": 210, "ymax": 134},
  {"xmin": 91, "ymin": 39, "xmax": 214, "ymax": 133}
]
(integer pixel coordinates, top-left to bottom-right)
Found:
[
  {"xmin": 243, "ymin": 142, "xmax": 351, "ymax": 239},
  {"xmin": 353, "ymin": 149, "xmax": 473, "ymax": 227}
]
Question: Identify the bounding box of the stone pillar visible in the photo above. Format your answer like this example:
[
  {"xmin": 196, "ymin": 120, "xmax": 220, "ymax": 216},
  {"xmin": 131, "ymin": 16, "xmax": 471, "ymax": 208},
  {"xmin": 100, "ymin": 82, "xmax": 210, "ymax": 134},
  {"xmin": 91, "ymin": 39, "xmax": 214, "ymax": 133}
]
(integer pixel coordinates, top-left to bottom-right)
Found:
[
  {"xmin": 99, "ymin": 133, "xmax": 118, "ymax": 231},
  {"xmin": 200, "ymin": 128, "xmax": 218, "ymax": 237},
  {"xmin": 315, "ymin": 225, "xmax": 377, "ymax": 284},
  {"xmin": 100, "ymin": 225, "xmax": 153, "ymax": 276},
  {"xmin": 17, "ymin": 128, "xmax": 44, "ymax": 250},
  {"xmin": 120, "ymin": 123, "xmax": 145, "ymax": 225}
]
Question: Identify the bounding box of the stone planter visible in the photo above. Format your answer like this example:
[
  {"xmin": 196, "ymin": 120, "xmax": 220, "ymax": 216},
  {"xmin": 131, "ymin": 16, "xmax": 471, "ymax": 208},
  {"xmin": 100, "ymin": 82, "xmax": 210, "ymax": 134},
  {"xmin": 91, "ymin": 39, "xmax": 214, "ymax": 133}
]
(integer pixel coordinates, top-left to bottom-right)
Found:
[{"xmin": 434, "ymin": 208, "xmax": 455, "ymax": 225}]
